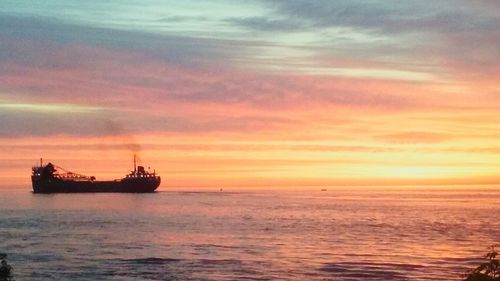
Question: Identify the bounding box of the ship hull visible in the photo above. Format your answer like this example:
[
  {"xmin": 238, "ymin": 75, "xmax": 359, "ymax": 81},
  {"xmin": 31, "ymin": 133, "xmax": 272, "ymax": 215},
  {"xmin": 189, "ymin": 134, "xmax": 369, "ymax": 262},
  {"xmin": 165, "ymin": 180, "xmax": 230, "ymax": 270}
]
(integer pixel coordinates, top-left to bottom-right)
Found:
[{"xmin": 32, "ymin": 177, "xmax": 161, "ymax": 193}]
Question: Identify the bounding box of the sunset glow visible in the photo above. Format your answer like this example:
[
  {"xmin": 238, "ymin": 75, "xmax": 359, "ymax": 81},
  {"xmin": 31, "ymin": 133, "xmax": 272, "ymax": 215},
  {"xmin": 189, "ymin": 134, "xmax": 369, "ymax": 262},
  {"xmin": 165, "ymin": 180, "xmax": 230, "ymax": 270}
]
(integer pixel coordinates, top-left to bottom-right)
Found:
[{"xmin": 1, "ymin": 1, "xmax": 499, "ymax": 188}]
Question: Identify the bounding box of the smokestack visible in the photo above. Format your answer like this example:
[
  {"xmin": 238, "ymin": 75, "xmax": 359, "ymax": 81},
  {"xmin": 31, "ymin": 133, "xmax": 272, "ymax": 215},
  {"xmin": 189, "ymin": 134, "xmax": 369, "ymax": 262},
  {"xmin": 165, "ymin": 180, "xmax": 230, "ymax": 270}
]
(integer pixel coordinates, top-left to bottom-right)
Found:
[
  {"xmin": 134, "ymin": 154, "xmax": 136, "ymax": 172},
  {"xmin": 40, "ymin": 158, "xmax": 43, "ymax": 167}
]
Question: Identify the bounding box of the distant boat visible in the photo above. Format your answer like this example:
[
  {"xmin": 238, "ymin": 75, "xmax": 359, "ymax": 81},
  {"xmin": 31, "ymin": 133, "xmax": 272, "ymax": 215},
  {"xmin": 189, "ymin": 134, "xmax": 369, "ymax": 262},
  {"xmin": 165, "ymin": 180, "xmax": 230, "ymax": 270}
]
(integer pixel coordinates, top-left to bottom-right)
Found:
[
  {"xmin": 31, "ymin": 155, "xmax": 160, "ymax": 193},
  {"xmin": 321, "ymin": 188, "xmax": 327, "ymax": 191}
]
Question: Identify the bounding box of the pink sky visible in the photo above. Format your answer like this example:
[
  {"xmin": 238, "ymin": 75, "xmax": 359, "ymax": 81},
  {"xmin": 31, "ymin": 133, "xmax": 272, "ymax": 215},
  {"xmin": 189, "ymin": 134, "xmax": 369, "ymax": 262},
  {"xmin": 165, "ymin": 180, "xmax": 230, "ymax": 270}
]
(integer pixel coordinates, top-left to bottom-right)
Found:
[{"xmin": 1, "ymin": 1, "xmax": 499, "ymax": 189}]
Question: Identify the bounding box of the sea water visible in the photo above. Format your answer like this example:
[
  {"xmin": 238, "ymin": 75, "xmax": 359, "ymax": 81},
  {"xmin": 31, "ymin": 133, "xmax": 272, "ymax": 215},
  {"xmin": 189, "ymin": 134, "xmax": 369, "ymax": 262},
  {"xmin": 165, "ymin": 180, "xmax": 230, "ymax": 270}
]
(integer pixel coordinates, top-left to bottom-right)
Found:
[{"xmin": 1, "ymin": 188, "xmax": 499, "ymax": 280}]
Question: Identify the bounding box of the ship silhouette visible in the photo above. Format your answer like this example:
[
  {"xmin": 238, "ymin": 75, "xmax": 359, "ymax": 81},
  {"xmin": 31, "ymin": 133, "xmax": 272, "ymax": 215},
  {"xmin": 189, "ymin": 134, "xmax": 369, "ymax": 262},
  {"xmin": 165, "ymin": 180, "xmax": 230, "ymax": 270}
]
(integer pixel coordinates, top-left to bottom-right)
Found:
[{"xmin": 31, "ymin": 155, "xmax": 160, "ymax": 193}]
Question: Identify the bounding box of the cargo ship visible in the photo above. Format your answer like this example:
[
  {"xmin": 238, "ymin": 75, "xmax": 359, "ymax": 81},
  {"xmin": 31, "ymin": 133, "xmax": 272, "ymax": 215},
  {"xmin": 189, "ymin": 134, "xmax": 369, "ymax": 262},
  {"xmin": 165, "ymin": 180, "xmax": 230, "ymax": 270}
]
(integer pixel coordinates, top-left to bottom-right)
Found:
[{"xmin": 31, "ymin": 156, "xmax": 160, "ymax": 193}]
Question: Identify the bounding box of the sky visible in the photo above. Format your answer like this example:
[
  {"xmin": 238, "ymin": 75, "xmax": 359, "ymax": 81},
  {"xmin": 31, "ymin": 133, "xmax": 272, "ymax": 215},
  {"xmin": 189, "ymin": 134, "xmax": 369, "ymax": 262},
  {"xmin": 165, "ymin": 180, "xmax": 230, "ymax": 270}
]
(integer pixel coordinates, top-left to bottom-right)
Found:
[{"xmin": 1, "ymin": 0, "xmax": 499, "ymax": 189}]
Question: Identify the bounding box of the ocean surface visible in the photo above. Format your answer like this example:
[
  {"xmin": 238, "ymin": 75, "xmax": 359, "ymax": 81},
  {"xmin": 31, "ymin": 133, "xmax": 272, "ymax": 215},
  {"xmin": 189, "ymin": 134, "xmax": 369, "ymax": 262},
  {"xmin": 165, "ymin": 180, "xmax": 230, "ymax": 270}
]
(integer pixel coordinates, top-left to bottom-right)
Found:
[{"xmin": 1, "ymin": 188, "xmax": 499, "ymax": 280}]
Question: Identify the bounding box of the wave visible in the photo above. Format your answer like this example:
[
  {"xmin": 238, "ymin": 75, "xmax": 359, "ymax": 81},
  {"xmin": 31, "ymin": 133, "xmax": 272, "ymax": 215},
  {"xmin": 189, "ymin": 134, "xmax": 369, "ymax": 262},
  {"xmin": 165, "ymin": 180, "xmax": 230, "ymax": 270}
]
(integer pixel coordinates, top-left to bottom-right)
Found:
[{"xmin": 119, "ymin": 257, "xmax": 181, "ymax": 265}]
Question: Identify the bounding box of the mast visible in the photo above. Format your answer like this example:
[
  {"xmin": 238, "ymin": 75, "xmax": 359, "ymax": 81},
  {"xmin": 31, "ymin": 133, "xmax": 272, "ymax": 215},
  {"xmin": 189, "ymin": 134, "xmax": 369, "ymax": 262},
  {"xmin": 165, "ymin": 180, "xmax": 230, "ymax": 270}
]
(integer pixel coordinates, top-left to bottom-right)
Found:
[
  {"xmin": 134, "ymin": 154, "xmax": 137, "ymax": 172},
  {"xmin": 40, "ymin": 158, "xmax": 43, "ymax": 167}
]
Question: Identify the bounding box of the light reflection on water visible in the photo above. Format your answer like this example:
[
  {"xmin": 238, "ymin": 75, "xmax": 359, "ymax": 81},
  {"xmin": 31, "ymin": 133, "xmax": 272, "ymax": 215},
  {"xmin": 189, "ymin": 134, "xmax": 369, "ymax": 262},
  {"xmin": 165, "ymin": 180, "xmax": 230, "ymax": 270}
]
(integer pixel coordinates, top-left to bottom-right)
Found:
[{"xmin": 0, "ymin": 188, "xmax": 499, "ymax": 280}]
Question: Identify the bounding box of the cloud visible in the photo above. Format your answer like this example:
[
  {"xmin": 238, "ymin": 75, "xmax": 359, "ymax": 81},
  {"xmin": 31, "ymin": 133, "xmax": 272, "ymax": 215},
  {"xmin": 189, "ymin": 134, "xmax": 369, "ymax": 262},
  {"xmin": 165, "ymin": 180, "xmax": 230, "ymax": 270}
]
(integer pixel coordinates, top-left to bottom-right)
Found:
[
  {"xmin": 0, "ymin": 100, "xmax": 302, "ymax": 137},
  {"xmin": 0, "ymin": 109, "xmax": 111, "ymax": 137},
  {"xmin": 375, "ymin": 132, "xmax": 450, "ymax": 144},
  {"xmin": 0, "ymin": 8, "xmax": 497, "ymax": 140},
  {"xmin": 263, "ymin": 0, "xmax": 499, "ymax": 34},
  {"xmin": 1, "ymin": 15, "xmax": 428, "ymax": 105},
  {"xmin": 226, "ymin": 16, "xmax": 307, "ymax": 32},
  {"xmin": 253, "ymin": 0, "xmax": 500, "ymax": 84},
  {"xmin": 0, "ymin": 15, "xmax": 242, "ymax": 70}
]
